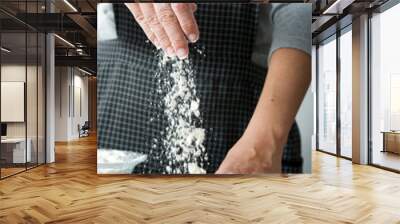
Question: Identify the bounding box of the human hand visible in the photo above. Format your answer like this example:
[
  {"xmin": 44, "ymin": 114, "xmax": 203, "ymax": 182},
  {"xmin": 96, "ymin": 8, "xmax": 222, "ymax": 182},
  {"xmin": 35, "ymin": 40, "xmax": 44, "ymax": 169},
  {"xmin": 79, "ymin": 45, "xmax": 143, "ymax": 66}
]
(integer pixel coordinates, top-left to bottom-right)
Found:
[
  {"xmin": 215, "ymin": 136, "xmax": 283, "ymax": 174},
  {"xmin": 125, "ymin": 3, "xmax": 199, "ymax": 59}
]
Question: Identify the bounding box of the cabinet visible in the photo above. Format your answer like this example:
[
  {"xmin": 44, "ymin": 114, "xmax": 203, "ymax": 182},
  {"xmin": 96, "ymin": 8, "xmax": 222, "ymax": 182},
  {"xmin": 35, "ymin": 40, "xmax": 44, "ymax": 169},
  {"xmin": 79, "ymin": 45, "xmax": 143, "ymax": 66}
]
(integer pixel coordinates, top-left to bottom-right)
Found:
[{"xmin": 382, "ymin": 132, "xmax": 400, "ymax": 154}]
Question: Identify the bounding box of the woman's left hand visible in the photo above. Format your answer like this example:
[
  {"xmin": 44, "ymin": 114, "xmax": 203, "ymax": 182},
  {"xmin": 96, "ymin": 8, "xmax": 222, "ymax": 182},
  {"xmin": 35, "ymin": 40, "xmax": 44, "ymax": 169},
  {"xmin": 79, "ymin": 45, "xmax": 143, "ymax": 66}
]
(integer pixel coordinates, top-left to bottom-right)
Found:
[
  {"xmin": 216, "ymin": 48, "xmax": 311, "ymax": 174},
  {"xmin": 215, "ymin": 137, "xmax": 282, "ymax": 174}
]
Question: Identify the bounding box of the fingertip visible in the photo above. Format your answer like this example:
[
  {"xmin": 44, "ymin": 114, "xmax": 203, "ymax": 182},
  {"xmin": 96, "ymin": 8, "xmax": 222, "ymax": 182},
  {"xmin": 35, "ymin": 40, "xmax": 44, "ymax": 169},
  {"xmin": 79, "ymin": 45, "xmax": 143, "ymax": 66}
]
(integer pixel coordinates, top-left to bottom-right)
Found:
[
  {"xmin": 176, "ymin": 48, "xmax": 188, "ymax": 59},
  {"xmin": 191, "ymin": 4, "xmax": 197, "ymax": 12},
  {"xmin": 188, "ymin": 33, "xmax": 198, "ymax": 43},
  {"xmin": 152, "ymin": 39, "xmax": 161, "ymax": 49},
  {"xmin": 166, "ymin": 47, "xmax": 175, "ymax": 57}
]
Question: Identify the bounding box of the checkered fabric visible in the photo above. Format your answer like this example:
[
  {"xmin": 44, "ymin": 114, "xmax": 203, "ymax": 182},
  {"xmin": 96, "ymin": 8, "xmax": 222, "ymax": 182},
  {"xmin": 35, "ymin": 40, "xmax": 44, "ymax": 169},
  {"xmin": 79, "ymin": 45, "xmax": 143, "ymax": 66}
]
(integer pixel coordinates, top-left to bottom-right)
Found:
[{"xmin": 98, "ymin": 4, "xmax": 303, "ymax": 174}]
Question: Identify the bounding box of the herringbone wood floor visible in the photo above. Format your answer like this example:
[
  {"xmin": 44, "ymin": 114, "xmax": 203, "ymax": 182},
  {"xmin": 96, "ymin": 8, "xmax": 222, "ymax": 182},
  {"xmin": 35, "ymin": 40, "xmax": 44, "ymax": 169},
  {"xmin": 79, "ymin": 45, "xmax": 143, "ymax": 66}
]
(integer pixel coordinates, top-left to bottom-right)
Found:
[{"xmin": 0, "ymin": 135, "xmax": 399, "ymax": 224}]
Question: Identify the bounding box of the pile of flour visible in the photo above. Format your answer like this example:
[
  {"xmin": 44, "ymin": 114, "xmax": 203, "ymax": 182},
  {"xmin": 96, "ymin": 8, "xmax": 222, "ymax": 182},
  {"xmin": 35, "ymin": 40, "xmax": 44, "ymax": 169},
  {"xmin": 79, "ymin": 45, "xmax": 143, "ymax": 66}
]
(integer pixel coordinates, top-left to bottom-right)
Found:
[{"xmin": 152, "ymin": 51, "xmax": 207, "ymax": 174}]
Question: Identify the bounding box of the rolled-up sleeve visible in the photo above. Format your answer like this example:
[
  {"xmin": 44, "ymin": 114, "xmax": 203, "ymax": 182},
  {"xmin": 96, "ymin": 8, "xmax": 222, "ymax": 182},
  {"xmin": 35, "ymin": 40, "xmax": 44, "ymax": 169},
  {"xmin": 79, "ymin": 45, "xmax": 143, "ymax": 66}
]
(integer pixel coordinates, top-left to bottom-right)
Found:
[{"xmin": 252, "ymin": 3, "xmax": 312, "ymax": 68}]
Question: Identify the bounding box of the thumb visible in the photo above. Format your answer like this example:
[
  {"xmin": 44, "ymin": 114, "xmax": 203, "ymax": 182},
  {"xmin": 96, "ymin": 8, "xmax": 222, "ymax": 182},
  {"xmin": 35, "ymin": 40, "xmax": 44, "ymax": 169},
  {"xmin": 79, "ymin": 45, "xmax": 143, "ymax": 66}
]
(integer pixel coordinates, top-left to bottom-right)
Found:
[{"xmin": 215, "ymin": 165, "xmax": 235, "ymax": 174}]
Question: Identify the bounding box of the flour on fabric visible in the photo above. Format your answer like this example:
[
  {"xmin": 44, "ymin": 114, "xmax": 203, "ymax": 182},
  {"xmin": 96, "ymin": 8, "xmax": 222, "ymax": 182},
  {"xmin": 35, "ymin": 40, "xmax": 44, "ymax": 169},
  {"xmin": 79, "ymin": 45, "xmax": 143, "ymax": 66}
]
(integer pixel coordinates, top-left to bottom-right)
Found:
[{"xmin": 151, "ymin": 49, "xmax": 208, "ymax": 174}]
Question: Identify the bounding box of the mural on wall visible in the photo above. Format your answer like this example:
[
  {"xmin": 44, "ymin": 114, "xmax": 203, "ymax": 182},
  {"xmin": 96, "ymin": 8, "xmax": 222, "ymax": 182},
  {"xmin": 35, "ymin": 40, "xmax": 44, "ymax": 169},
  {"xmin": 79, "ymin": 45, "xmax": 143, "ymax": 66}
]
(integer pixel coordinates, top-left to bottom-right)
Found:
[{"xmin": 97, "ymin": 3, "xmax": 312, "ymax": 174}]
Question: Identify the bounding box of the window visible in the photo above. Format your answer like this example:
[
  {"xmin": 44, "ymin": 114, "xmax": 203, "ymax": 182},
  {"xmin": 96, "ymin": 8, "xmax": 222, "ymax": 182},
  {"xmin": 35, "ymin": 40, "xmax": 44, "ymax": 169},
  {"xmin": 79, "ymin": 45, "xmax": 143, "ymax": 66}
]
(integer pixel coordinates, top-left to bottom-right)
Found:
[
  {"xmin": 370, "ymin": 2, "xmax": 400, "ymax": 171},
  {"xmin": 317, "ymin": 36, "xmax": 337, "ymax": 154},
  {"xmin": 339, "ymin": 28, "xmax": 352, "ymax": 158},
  {"xmin": 0, "ymin": 1, "xmax": 47, "ymax": 179}
]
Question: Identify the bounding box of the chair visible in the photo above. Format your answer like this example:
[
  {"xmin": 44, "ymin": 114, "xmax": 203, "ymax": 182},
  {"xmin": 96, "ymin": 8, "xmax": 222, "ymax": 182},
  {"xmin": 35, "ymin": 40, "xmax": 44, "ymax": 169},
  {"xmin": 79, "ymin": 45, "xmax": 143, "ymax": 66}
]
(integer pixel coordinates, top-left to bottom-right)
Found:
[{"xmin": 78, "ymin": 121, "xmax": 90, "ymax": 138}]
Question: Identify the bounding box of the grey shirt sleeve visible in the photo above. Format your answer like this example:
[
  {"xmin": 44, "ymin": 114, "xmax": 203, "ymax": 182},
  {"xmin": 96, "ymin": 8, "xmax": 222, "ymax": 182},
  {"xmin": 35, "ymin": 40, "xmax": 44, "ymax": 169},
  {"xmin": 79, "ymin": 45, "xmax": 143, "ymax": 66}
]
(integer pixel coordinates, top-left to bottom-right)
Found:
[{"xmin": 252, "ymin": 3, "xmax": 312, "ymax": 68}]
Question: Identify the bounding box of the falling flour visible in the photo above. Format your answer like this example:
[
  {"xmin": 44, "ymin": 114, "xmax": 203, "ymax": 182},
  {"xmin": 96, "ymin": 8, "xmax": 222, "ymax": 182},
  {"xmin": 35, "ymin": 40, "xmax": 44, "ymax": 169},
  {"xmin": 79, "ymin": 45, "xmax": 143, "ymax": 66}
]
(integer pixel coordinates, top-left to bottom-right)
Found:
[{"xmin": 152, "ymin": 50, "xmax": 208, "ymax": 174}]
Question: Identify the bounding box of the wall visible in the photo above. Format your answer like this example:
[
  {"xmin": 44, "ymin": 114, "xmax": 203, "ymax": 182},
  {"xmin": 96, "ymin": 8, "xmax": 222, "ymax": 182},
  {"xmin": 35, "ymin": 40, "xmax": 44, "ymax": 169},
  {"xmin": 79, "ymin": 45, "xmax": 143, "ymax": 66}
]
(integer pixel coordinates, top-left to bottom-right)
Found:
[
  {"xmin": 1, "ymin": 65, "xmax": 26, "ymax": 140},
  {"xmin": 88, "ymin": 77, "xmax": 97, "ymax": 132},
  {"xmin": 1, "ymin": 64, "xmax": 40, "ymax": 138},
  {"xmin": 72, "ymin": 72, "xmax": 89, "ymax": 138},
  {"xmin": 54, "ymin": 66, "xmax": 69, "ymax": 141},
  {"xmin": 54, "ymin": 67, "xmax": 89, "ymax": 141},
  {"xmin": 1, "ymin": 63, "xmax": 45, "ymax": 165}
]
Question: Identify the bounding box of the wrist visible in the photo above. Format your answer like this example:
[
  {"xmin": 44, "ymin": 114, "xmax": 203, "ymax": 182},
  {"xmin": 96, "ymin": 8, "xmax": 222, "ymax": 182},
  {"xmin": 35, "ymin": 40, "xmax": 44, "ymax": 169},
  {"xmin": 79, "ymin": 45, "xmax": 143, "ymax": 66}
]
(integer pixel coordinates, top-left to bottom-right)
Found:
[
  {"xmin": 242, "ymin": 122, "xmax": 288, "ymax": 154},
  {"xmin": 240, "ymin": 127, "xmax": 286, "ymax": 172}
]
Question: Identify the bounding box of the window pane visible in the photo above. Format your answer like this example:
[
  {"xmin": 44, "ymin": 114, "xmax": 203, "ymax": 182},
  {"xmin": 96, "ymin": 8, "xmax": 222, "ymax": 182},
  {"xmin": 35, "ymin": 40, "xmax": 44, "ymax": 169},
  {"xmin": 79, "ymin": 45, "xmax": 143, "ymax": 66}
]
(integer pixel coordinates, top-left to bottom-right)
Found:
[
  {"xmin": 318, "ymin": 37, "xmax": 337, "ymax": 154},
  {"xmin": 371, "ymin": 3, "xmax": 400, "ymax": 171},
  {"xmin": 340, "ymin": 29, "xmax": 352, "ymax": 158},
  {"xmin": 1, "ymin": 31, "xmax": 28, "ymax": 177},
  {"xmin": 27, "ymin": 31, "xmax": 38, "ymax": 169}
]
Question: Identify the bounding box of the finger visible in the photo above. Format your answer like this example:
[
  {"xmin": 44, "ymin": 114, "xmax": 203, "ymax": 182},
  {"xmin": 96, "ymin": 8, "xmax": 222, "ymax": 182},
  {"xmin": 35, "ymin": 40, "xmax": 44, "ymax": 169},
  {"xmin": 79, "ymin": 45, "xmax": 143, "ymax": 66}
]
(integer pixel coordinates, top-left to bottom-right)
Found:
[
  {"xmin": 215, "ymin": 163, "xmax": 231, "ymax": 174},
  {"xmin": 216, "ymin": 168, "xmax": 235, "ymax": 175},
  {"xmin": 215, "ymin": 169, "xmax": 224, "ymax": 174},
  {"xmin": 140, "ymin": 3, "xmax": 175, "ymax": 57},
  {"xmin": 125, "ymin": 3, "xmax": 160, "ymax": 49},
  {"xmin": 215, "ymin": 165, "xmax": 224, "ymax": 174},
  {"xmin": 171, "ymin": 3, "xmax": 199, "ymax": 43},
  {"xmin": 189, "ymin": 3, "xmax": 197, "ymax": 12},
  {"xmin": 154, "ymin": 3, "xmax": 189, "ymax": 59}
]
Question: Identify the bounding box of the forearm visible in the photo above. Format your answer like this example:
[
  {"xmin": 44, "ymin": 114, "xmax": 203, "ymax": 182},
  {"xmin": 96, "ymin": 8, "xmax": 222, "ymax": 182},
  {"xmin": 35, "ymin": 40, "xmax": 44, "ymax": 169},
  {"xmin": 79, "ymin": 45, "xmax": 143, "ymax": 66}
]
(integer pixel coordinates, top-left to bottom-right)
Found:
[{"xmin": 243, "ymin": 48, "xmax": 311, "ymax": 156}]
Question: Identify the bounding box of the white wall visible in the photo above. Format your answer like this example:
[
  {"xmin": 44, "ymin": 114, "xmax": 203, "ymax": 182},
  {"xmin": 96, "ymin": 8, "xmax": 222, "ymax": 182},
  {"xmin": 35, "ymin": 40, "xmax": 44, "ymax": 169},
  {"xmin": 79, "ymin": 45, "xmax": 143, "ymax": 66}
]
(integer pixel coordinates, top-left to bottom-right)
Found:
[
  {"xmin": 1, "ymin": 82, "xmax": 25, "ymax": 122},
  {"xmin": 54, "ymin": 67, "xmax": 89, "ymax": 141},
  {"xmin": 1, "ymin": 65, "xmax": 27, "ymax": 140},
  {"xmin": 1, "ymin": 65, "xmax": 25, "ymax": 81},
  {"xmin": 55, "ymin": 66, "xmax": 69, "ymax": 141},
  {"xmin": 73, "ymin": 73, "xmax": 89, "ymax": 137},
  {"xmin": 1, "ymin": 63, "xmax": 46, "ymax": 164},
  {"xmin": 1, "ymin": 65, "xmax": 38, "ymax": 138}
]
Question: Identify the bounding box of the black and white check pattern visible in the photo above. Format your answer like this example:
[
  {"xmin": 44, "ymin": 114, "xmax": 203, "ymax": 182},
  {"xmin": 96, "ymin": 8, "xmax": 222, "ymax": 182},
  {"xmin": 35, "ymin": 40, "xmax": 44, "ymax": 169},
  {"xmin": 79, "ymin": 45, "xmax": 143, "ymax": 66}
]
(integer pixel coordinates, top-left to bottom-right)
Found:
[{"xmin": 98, "ymin": 4, "xmax": 303, "ymax": 174}]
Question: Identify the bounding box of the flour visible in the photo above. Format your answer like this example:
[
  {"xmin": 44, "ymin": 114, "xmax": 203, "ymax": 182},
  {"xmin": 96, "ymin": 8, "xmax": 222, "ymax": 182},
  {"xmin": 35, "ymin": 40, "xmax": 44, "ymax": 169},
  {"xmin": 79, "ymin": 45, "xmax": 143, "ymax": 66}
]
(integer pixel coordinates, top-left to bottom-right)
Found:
[
  {"xmin": 97, "ymin": 149, "xmax": 147, "ymax": 174},
  {"xmin": 152, "ymin": 49, "xmax": 208, "ymax": 174}
]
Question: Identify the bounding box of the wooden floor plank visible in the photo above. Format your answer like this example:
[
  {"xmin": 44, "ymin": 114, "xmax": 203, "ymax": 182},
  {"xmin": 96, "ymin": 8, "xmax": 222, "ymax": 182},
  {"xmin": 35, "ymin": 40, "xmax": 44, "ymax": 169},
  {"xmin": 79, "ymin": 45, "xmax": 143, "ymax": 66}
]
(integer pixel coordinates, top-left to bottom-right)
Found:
[{"xmin": 0, "ymin": 135, "xmax": 399, "ymax": 223}]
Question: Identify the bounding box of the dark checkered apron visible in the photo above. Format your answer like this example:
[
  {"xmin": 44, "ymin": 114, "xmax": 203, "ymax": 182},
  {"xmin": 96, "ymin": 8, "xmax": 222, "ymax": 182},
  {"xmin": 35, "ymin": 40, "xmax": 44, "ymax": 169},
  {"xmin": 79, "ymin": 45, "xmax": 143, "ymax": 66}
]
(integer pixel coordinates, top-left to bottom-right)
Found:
[{"xmin": 98, "ymin": 4, "xmax": 303, "ymax": 174}]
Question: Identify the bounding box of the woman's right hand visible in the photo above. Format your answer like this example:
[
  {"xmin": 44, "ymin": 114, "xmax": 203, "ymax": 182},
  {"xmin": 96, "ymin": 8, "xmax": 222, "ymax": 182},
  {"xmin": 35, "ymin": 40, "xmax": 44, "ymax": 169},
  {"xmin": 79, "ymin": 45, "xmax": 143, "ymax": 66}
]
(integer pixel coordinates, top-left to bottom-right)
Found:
[{"xmin": 125, "ymin": 3, "xmax": 199, "ymax": 59}]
